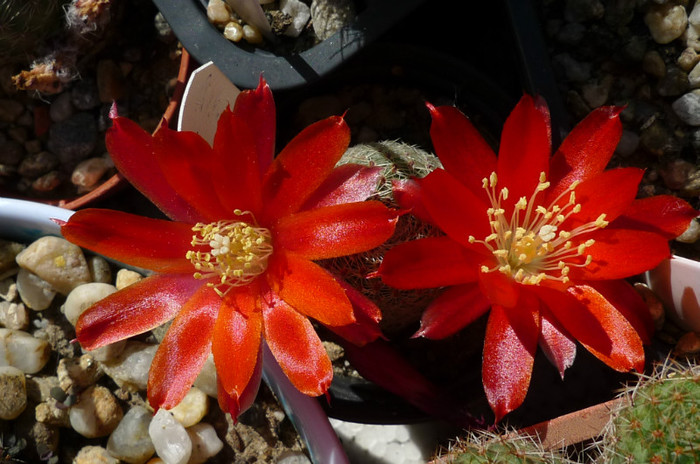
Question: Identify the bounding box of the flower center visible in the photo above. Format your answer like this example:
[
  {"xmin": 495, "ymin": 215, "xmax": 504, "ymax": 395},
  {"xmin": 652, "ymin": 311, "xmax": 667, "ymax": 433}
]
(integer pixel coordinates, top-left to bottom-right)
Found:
[
  {"xmin": 186, "ymin": 210, "xmax": 273, "ymax": 296},
  {"xmin": 468, "ymin": 172, "xmax": 608, "ymax": 285}
]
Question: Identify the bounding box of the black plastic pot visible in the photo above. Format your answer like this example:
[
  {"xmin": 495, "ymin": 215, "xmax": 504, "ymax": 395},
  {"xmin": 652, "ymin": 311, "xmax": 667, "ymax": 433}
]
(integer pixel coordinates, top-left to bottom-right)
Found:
[{"xmin": 152, "ymin": 0, "xmax": 426, "ymax": 90}]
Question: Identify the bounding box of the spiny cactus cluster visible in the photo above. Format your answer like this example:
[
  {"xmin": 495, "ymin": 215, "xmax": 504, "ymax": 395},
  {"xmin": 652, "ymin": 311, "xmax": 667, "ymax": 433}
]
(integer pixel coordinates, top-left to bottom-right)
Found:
[
  {"xmin": 596, "ymin": 359, "xmax": 700, "ymax": 463},
  {"xmin": 435, "ymin": 429, "xmax": 575, "ymax": 464},
  {"xmin": 0, "ymin": 0, "xmax": 66, "ymax": 65}
]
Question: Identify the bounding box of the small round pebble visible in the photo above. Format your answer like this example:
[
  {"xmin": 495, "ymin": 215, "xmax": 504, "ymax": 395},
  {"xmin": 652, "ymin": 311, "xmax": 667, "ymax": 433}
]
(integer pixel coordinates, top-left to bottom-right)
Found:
[
  {"xmin": 168, "ymin": 387, "xmax": 209, "ymax": 428},
  {"xmin": 207, "ymin": 0, "xmax": 232, "ymax": 26},
  {"xmin": 0, "ymin": 328, "xmax": 51, "ymax": 373},
  {"xmin": 311, "ymin": 0, "xmax": 356, "ymax": 41},
  {"xmin": 15, "ymin": 268, "xmax": 56, "ymax": 310},
  {"xmin": 193, "ymin": 354, "xmax": 218, "ymax": 398},
  {"xmin": 0, "ymin": 365, "xmax": 27, "ymax": 419},
  {"xmin": 115, "ymin": 268, "xmax": 144, "ymax": 290},
  {"xmin": 63, "ymin": 282, "xmax": 118, "ymax": 326},
  {"xmin": 57, "ymin": 354, "xmax": 102, "ymax": 393},
  {"xmin": 224, "ymin": 22, "xmax": 244, "ymax": 42},
  {"xmin": 149, "ymin": 409, "xmax": 192, "ymax": 464},
  {"xmin": 88, "ymin": 255, "xmax": 112, "ymax": 283},
  {"xmin": 71, "ymin": 156, "xmax": 114, "ymax": 190},
  {"xmin": 674, "ymin": 331, "xmax": 700, "ymax": 356},
  {"xmin": 69, "ymin": 385, "xmax": 124, "ymax": 438},
  {"xmin": 15, "ymin": 236, "xmax": 92, "ymax": 295},
  {"xmin": 0, "ymin": 300, "xmax": 29, "ymax": 330},
  {"xmin": 644, "ymin": 4, "xmax": 687, "ymax": 44},
  {"xmin": 101, "ymin": 341, "xmax": 157, "ymax": 391},
  {"xmin": 186, "ymin": 422, "xmax": 224, "ymax": 464},
  {"xmin": 243, "ymin": 24, "xmax": 264, "ymax": 44},
  {"xmin": 74, "ymin": 445, "xmax": 120, "ymax": 464},
  {"xmin": 107, "ymin": 405, "xmax": 156, "ymax": 464}
]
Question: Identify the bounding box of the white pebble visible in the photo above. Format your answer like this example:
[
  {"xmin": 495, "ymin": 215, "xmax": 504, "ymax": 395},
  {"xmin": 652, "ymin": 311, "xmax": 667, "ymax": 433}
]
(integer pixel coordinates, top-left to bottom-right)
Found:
[
  {"xmin": 88, "ymin": 255, "xmax": 112, "ymax": 283},
  {"xmin": 207, "ymin": 0, "xmax": 232, "ymax": 26},
  {"xmin": 149, "ymin": 409, "xmax": 192, "ymax": 464},
  {"xmin": 57, "ymin": 354, "xmax": 102, "ymax": 393},
  {"xmin": 672, "ymin": 90, "xmax": 700, "ymax": 125},
  {"xmin": 62, "ymin": 282, "xmax": 118, "ymax": 326},
  {"xmin": 86, "ymin": 339, "xmax": 127, "ymax": 363},
  {"xmin": 101, "ymin": 341, "xmax": 157, "ymax": 391},
  {"xmin": 677, "ymin": 219, "xmax": 700, "ymax": 243},
  {"xmin": 115, "ymin": 268, "xmax": 144, "ymax": 290},
  {"xmin": 107, "ymin": 405, "xmax": 156, "ymax": 464},
  {"xmin": 0, "ymin": 365, "xmax": 26, "ymax": 420},
  {"xmin": 15, "ymin": 236, "xmax": 91, "ymax": 295},
  {"xmin": 0, "ymin": 328, "xmax": 50, "ymax": 373},
  {"xmin": 0, "ymin": 278, "xmax": 17, "ymax": 301},
  {"xmin": 0, "ymin": 300, "xmax": 29, "ymax": 330},
  {"xmin": 69, "ymin": 385, "xmax": 124, "ymax": 438},
  {"xmin": 74, "ymin": 446, "xmax": 120, "ymax": 464},
  {"xmin": 15, "ymin": 268, "xmax": 56, "ymax": 310},
  {"xmin": 644, "ymin": 4, "xmax": 687, "ymax": 44},
  {"xmin": 223, "ymin": 21, "xmax": 244, "ymax": 42},
  {"xmin": 168, "ymin": 387, "xmax": 209, "ymax": 428},
  {"xmin": 186, "ymin": 423, "xmax": 223, "ymax": 464},
  {"xmin": 276, "ymin": 451, "xmax": 312, "ymax": 464},
  {"xmin": 280, "ymin": 0, "xmax": 311, "ymax": 38},
  {"xmin": 193, "ymin": 354, "xmax": 218, "ymax": 398}
]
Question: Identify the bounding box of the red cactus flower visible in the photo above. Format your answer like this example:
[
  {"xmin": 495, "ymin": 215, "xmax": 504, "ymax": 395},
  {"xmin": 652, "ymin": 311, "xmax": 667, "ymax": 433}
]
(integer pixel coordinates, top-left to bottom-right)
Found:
[
  {"xmin": 61, "ymin": 78, "xmax": 400, "ymax": 418},
  {"xmin": 377, "ymin": 95, "xmax": 698, "ymax": 421}
]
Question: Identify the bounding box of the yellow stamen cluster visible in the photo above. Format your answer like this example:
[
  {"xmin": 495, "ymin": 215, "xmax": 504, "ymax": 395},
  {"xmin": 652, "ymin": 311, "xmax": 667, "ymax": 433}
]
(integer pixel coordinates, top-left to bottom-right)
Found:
[
  {"xmin": 469, "ymin": 171, "xmax": 608, "ymax": 285},
  {"xmin": 186, "ymin": 210, "xmax": 273, "ymax": 296}
]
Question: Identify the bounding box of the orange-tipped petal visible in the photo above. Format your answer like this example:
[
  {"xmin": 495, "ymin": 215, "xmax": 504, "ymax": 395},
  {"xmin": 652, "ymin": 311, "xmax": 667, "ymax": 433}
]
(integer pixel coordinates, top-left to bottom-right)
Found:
[
  {"xmin": 267, "ymin": 251, "xmax": 354, "ymax": 327},
  {"xmin": 571, "ymin": 228, "xmax": 670, "ymax": 280},
  {"xmin": 152, "ymin": 127, "xmax": 229, "ymax": 221},
  {"xmin": 212, "ymin": 285, "xmax": 263, "ymax": 405},
  {"xmin": 233, "ymin": 75, "xmax": 276, "ymax": 176},
  {"xmin": 613, "ymin": 195, "xmax": 699, "ymax": 239},
  {"xmin": 274, "ymin": 201, "xmax": 400, "ymax": 260},
  {"xmin": 106, "ymin": 116, "xmax": 200, "ymax": 222},
  {"xmin": 76, "ymin": 274, "xmax": 201, "ymax": 350},
  {"xmin": 325, "ymin": 278, "xmax": 383, "ymax": 346},
  {"xmin": 262, "ymin": 290, "xmax": 332, "ymax": 396},
  {"xmin": 60, "ymin": 209, "xmax": 194, "ymax": 273},
  {"xmin": 216, "ymin": 355, "xmax": 261, "ymax": 421},
  {"xmin": 538, "ymin": 305, "xmax": 577, "ymax": 379},
  {"xmin": 211, "ymin": 109, "xmax": 263, "ymax": 216},
  {"xmin": 262, "ymin": 116, "xmax": 350, "ymax": 220},
  {"xmin": 148, "ymin": 285, "xmax": 220, "ymax": 410},
  {"xmin": 548, "ymin": 106, "xmax": 623, "ymax": 197},
  {"xmin": 427, "ymin": 103, "xmax": 497, "ymax": 192},
  {"xmin": 378, "ymin": 236, "xmax": 481, "ymax": 290},
  {"xmin": 497, "ymin": 95, "xmax": 551, "ymax": 203},
  {"xmin": 535, "ymin": 284, "xmax": 645, "ymax": 373},
  {"xmin": 414, "ymin": 283, "xmax": 491, "ymax": 339},
  {"xmin": 302, "ymin": 164, "xmax": 383, "ymax": 209},
  {"xmin": 420, "ymin": 169, "xmax": 491, "ymax": 247},
  {"xmin": 482, "ymin": 297, "xmax": 540, "ymax": 422}
]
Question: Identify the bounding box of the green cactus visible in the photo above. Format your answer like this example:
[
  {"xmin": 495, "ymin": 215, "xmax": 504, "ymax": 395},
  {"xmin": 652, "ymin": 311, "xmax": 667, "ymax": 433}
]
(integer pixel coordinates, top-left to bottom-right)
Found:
[
  {"xmin": 436, "ymin": 429, "xmax": 574, "ymax": 464},
  {"xmin": 596, "ymin": 360, "xmax": 700, "ymax": 463},
  {"xmin": 0, "ymin": 0, "xmax": 67, "ymax": 65}
]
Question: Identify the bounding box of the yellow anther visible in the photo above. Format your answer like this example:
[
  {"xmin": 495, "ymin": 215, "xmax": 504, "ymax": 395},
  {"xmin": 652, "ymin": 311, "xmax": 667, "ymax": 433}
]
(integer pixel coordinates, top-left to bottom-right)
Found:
[{"xmin": 489, "ymin": 172, "xmax": 498, "ymax": 187}]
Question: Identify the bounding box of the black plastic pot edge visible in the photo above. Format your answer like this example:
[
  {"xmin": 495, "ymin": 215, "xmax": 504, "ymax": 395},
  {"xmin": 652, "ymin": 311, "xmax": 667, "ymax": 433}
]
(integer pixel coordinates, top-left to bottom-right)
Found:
[{"xmin": 152, "ymin": 0, "xmax": 427, "ymax": 91}]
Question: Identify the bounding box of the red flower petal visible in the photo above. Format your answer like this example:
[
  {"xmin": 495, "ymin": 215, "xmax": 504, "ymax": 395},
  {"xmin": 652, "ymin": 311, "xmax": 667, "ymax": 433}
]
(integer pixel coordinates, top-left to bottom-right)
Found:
[
  {"xmin": 216, "ymin": 351, "xmax": 262, "ymax": 420},
  {"xmin": 482, "ymin": 297, "xmax": 540, "ymax": 422},
  {"xmin": 420, "ymin": 169, "xmax": 491, "ymax": 247},
  {"xmin": 535, "ymin": 284, "xmax": 644, "ymax": 373},
  {"xmin": 302, "ymin": 164, "xmax": 383, "ymax": 210},
  {"xmin": 497, "ymin": 95, "xmax": 551, "ymax": 204},
  {"xmin": 548, "ymin": 106, "xmax": 623, "ymax": 197},
  {"xmin": 267, "ymin": 251, "xmax": 355, "ymax": 327},
  {"xmin": 558, "ymin": 167, "xmax": 643, "ymax": 229},
  {"xmin": 273, "ymin": 201, "xmax": 400, "ymax": 260},
  {"xmin": 378, "ymin": 236, "xmax": 481, "ymax": 290},
  {"xmin": 61, "ymin": 209, "xmax": 193, "ymax": 273},
  {"xmin": 392, "ymin": 179, "xmax": 434, "ymax": 225},
  {"xmin": 261, "ymin": 116, "xmax": 350, "ymax": 221},
  {"xmin": 152, "ymin": 127, "xmax": 229, "ymax": 221},
  {"xmin": 148, "ymin": 285, "xmax": 220, "ymax": 410},
  {"xmin": 232, "ymin": 76, "xmax": 276, "ymax": 176},
  {"xmin": 588, "ymin": 280, "xmax": 654, "ymax": 344},
  {"xmin": 613, "ymin": 195, "xmax": 698, "ymax": 239},
  {"xmin": 76, "ymin": 274, "xmax": 200, "ymax": 350},
  {"xmin": 106, "ymin": 117, "xmax": 200, "ymax": 222},
  {"xmin": 414, "ymin": 283, "xmax": 491, "ymax": 339},
  {"xmin": 212, "ymin": 285, "xmax": 263, "ymax": 408},
  {"xmin": 571, "ymin": 228, "xmax": 670, "ymax": 280},
  {"xmin": 211, "ymin": 109, "xmax": 263, "ymax": 216},
  {"xmin": 262, "ymin": 291, "xmax": 332, "ymax": 396},
  {"xmin": 427, "ymin": 103, "xmax": 497, "ymax": 191},
  {"xmin": 325, "ymin": 279, "xmax": 384, "ymax": 346},
  {"xmin": 478, "ymin": 264, "xmax": 520, "ymax": 308},
  {"xmin": 538, "ymin": 305, "xmax": 577, "ymax": 379}
]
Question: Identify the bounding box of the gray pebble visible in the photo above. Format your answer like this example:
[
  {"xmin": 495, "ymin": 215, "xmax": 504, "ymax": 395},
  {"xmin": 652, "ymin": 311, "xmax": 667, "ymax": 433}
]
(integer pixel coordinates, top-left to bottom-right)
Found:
[
  {"xmin": 32, "ymin": 171, "xmax": 63, "ymax": 192},
  {"xmin": 564, "ymin": 0, "xmax": 604, "ymax": 23},
  {"xmin": 49, "ymin": 91, "xmax": 75, "ymax": 123},
  {"xmin": 660, "ymin": 158, "xmax": 694, "ymax": 190},
  {"xmin": 642, "ymin": 50, "xmax": 666, "ymax": 78},
  {"xmin": 18, "ymin": 151, "xmax": 59, "ymax": 178},
  {"xmin": 70, "ymin": 78, "xmax": 101, "ymax": 110},
  {"xmin": 672, "ymin": 90, "xmax": 700, "ymax": 125},
  {"xmin": 0, "ymin": 139, "xmax": 25, "ymax": 165},
  {"xmin": 0, "ymin": 365, "xmax": 26, "ymax": 420},
  {"xmin": 553, "ymin": 53, "xmax": 591, "ymax": 82},
  {"xmin": 0, "ymin": 98, "xmax": 25, "ymax": 123},
  {"xmin": 615, "ymin": 130, "xmax": 640, "ymax": 157},
  {"xmin": 47, "ymin": 112, "xmax": 98, "ymax": 166},
  {"xmin": 656, "ymin": 66, "xmax": 688, "ymax": 96},
  {"xmin": 311, "ymin": 0, "xmax": 356, "ymax": 41},
  {"xmin": 69, "ymin": 385, "xmax": 123, "ymax": 438},
  {"xmin": 106, "ymin": 406, "xmax": 156, "ymax": 464}
]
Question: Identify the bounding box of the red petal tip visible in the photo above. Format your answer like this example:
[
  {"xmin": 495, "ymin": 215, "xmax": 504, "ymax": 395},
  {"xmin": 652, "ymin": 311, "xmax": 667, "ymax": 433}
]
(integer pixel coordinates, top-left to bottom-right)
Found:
[
  {"xmin": 109, "ymin": 101, "xmax": 118, "ymax": 119},
  {"xmin": 50, "ymin": 218, "xmax": 67, "ymax": 226}
]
